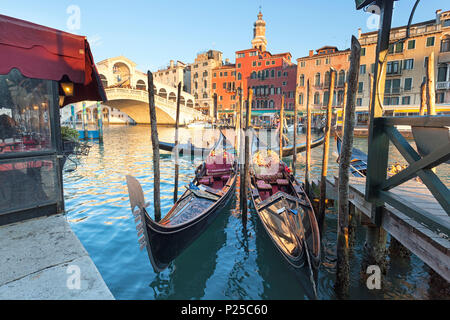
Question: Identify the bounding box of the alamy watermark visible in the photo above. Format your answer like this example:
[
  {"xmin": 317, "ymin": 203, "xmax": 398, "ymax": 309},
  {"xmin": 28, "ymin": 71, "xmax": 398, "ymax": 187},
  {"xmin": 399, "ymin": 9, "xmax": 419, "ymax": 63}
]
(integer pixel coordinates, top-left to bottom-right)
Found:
[
  {"xmin": 366, "ymin": 265, "xmax": 381, "ymax": 290},
  {"xmin": 66, "ymin": 264, "xmax": 81, "ymax": 290},
  {"xmin": 66, "ymin": 5, "xmax": 81, "ymax": 31}
]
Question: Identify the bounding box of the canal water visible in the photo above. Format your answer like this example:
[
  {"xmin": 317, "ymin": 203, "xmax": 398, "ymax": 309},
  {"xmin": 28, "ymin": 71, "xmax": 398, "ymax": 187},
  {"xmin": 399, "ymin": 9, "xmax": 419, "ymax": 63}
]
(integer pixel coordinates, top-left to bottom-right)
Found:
[{"xmin": 63, "ymin": 125, "xmax": 448, "ymax": 300}]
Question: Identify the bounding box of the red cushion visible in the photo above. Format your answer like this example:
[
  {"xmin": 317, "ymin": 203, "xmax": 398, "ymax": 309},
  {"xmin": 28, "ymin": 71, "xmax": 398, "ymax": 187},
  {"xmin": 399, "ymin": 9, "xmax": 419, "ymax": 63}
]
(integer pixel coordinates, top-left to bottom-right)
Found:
[
  {"xmin": 277, "ymin": 179, "xmax": 289, "ymax": 186},
  {"xmin": 256, "ymin": 180, "xmax": 272, "ymax": 190},
  {"xmin": 199, "ymin": 176, "xmax": 212, "ymax": 185}
]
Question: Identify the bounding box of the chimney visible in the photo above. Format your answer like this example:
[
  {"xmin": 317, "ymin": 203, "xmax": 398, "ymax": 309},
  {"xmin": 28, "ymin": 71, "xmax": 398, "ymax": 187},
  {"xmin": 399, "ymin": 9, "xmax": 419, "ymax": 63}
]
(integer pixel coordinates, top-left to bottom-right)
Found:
[
  {"xmin": 436, "ymin": 9, "xmax": 442, "ymax": 24},
  {"xmin": 225, "ymin": 58, "xmax": 230, "ymax": 64},
  {"xmin": 358, "ymin": 28, "xmax": 362, "ymax": 39},
  {"xmin": 170, "ymin": 60, "xmax": 174, "ymax": 68},
  {"xmin": 309, "ymin": 50, "xmax": 314, "ymax": 57}
]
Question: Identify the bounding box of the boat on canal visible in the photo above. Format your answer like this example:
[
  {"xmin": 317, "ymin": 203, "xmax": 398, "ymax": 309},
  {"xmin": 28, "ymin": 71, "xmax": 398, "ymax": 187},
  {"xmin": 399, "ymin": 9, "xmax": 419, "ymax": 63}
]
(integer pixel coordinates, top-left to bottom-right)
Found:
[
  {"xmin": 248, "ymin": 131, "xmax": 321, "ymax": 294},
  {"xmin": 335, "ymin": 133, "xmax": 367, "ymax": 177},
  {"xmin": 126, "ymin": 132, "xmax": 237, "ymax": 272}
]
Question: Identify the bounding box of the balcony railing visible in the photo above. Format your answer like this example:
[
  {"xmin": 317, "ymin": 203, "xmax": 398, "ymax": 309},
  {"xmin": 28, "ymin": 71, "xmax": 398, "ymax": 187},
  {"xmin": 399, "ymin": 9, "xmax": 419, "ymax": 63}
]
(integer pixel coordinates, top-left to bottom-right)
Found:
[{"xmin": 436, "ymin": 81, "xmax": 450, "ymax": 90}]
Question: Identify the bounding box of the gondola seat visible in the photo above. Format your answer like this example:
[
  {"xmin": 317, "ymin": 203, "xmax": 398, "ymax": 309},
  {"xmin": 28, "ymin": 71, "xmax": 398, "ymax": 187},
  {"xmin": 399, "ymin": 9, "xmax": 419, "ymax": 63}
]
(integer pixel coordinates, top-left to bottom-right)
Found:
[
  {"xmin": 206, "ymin": 152, "xmax": 234, "ymax": 176},
  {"xmin": 276, "ymin": 179, "xmax": 289, "ymax": 186},
  {"xmin": 199, "ymin": 176, "xmax": 213, "ymax": 185},
  {"xmin": 256, "ymin": 180, "xmax": 272, "ymax": 200}
]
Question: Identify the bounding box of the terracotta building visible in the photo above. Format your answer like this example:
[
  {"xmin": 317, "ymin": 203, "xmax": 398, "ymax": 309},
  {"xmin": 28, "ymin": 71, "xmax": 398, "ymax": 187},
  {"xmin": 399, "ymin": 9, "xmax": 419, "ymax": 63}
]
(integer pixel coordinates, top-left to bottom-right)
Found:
[
  {"xmin": 296, "ymin": 46, "xmax": 351, "ymax": 112},
  {"xmin": 212, "ymin": 11, "xmax": 297, "ymax": 123}
]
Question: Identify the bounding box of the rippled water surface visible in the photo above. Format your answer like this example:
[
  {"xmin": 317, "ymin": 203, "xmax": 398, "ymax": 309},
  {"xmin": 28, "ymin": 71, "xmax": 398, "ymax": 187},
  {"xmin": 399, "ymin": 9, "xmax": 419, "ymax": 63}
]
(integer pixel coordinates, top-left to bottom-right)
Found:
[{"xmin": 63, "ymin": 125, "xmax": 446, "ymax": 300}]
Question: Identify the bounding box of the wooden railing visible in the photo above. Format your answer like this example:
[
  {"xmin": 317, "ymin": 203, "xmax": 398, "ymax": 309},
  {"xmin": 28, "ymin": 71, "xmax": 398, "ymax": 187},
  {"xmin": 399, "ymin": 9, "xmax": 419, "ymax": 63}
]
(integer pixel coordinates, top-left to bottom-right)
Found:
[{"xmin": 365, "ymin": 115, "xmax": 450, "ymax": 234}]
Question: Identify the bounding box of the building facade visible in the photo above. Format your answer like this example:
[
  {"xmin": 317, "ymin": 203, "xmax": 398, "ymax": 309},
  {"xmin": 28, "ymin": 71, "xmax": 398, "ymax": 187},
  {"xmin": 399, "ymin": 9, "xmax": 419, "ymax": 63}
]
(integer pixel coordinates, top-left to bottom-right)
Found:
[
  {"xmin": 212, "ymin": 11, "xmax": 297, "ymax": 123},
  {"xmin": 357, "ymin": 9, "xmax": 450, "ymax": 116},
  {"xmin": 153, "ymin": 60, "xmax": 190, "ymax": 93},
  {"xmin": 296, "ymin": 46, "xmax": 351, "ymax": 112},
  {"xmin": 190, "ymin": 50, "xmax": 223, "ymax": 115}
]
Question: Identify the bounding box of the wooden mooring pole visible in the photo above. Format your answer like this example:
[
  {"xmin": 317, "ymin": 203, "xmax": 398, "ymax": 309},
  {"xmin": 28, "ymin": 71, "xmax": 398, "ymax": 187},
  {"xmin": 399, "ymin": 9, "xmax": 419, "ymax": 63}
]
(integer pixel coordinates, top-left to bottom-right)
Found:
[
  {"xmin": 279, "ymin": 95, "xmax": 285, "ymax": 161},
  {"xmin": 293, "ymin": 91, "xmax": 298, "ymax": 175},
  {"xmin": 173, "ymin": 82, "xmax": 182, "ymax": 203},
  {"xmin": 335, "ymin": 36, "xmax": 361, "ymax": 298},
  {"xmin": 364, "ymin": 0, "xmax": 394, "ymax": 284},
  {"xmin": 426, "ymin": 52, "xmax": 436, "ymax": 116},
  {"xmin": 318, "ymin": 68, "xmax": 336, "ymax": 223},
  {"xmin": 419, "ymin": 80, "xmax": 427, "ymax": 116},
  {"xmin": 305, "ymin": 80, "xmax": 311, "ymax": 197},
  {"xmin": 147, "ymin": 71, "xmax": 161, "ymax": 221},
  {"xmin": 242, "ymin": 88, "xmax": 253, "ymax": 228}
]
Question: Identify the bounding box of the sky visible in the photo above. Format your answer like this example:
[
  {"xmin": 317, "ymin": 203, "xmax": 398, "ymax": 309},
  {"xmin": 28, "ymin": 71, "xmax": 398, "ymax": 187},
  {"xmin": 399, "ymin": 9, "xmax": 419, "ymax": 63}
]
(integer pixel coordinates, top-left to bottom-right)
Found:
[{"xmin": 2, "ymin": 0, "xmax": 449, "ymax": 72}]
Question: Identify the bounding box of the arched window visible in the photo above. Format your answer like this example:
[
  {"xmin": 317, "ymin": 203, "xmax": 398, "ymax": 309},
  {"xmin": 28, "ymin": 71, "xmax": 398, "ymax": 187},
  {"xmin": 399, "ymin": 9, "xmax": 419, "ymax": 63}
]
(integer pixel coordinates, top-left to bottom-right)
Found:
[
  {"xmin": 251, "ymin": 71, "xmax": 257, "ymax": 79},
  {"xmin": 314, "ymin": 92, "xmax": 320, "ymax": 105},
  {"xmin": 338, "ymin": 70, "xmax": 345, "ymax": 86},
  {"xmin": 315, "ymin": 73, "xmax": 321, "ymax": 86},
  {"xmin": 238, "ymin": 72, "xmax": 242, "ymax": 80},
  {"xmin": 298, "ymin": 93, "xmax": 304, "ymax": 105},
  {"xmin": 136, "ymin": 80, "xmax": 146, "ymax": 90},
  {"xmin": 99, "ymin": 74, "xmax": 108, "ymax": 88},
  {"xmin": 323, "ymin": 91, "xmax": 330, "ymax": 106},
  {"xmin": 299, "ymin": 74, "xmax": 305, "ymax": 87},
  {"xmin": 324, "ymin": 71, "xmax": 331, "ymax": 87}
]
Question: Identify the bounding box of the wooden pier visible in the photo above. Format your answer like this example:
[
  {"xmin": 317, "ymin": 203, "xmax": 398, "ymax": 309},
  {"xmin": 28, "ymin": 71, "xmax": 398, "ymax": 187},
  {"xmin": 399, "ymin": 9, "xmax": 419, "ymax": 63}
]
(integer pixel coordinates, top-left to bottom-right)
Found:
[{"xmin": 325, "ymin": 175, "xmax": 450, "ymax": 282}]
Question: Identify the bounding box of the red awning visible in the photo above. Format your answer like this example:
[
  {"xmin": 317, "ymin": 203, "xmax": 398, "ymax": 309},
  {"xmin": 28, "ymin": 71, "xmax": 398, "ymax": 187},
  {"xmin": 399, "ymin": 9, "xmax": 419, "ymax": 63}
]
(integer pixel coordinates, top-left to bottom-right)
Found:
[{"xmin": 0, "ymin": 14, "xmax": 106, "ymax": 105}]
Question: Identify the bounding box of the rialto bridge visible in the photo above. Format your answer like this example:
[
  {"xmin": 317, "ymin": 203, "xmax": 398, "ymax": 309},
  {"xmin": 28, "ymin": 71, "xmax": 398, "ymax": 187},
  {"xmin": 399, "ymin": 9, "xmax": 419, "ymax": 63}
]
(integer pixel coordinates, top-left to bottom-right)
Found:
[{"xmin": 96, "ymin": 56, "xmax": 206, "ymax": 124}]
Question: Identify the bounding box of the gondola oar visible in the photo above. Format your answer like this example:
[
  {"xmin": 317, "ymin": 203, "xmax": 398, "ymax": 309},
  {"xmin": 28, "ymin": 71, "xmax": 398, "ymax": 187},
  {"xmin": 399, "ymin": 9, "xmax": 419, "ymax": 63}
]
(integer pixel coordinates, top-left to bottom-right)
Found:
[{"xmin": 287, "ymin": 204, "xmax": 318, "ymax": 300}]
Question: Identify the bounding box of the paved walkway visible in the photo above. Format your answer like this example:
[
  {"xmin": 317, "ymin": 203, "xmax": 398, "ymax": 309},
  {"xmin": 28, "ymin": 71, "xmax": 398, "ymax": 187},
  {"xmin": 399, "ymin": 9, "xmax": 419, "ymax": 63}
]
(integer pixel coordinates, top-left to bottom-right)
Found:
[{"xmin": 0, "ymin": 214, "xmax": 114, "ymax": 299}]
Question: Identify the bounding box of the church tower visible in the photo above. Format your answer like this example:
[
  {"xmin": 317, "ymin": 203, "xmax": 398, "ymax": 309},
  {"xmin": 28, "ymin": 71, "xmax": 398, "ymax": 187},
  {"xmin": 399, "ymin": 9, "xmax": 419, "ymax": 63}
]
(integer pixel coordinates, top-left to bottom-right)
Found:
[{"xmin": 251, "ymin": 11, "xmax": 267, "ymax": 52}]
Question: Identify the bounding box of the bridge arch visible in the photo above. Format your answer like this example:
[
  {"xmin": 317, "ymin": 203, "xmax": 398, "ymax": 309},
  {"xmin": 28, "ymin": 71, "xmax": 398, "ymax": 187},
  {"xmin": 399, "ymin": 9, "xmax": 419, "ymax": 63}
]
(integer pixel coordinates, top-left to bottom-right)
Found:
[
  {"xmin": 187, "ymin": 99, "xmax": 193, "ymax": 108},
  {"xmin": 168, "ymin": 92, "xmax": 177, "ymax": 103},
  {"xmin": 136, "ymin": 79, "xmax": 146, "ymax": 90},
  {"xmin": 158, "ymin": 88, "xmax": 167, "ymax": 99}
]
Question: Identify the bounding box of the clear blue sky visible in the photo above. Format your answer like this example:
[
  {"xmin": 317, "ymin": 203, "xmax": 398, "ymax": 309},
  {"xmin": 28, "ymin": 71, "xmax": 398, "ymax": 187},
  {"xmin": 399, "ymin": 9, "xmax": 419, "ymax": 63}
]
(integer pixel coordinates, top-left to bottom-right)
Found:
[{"xmin": 2, "ymin": 0, "xmax": 448, "ymax": 72}]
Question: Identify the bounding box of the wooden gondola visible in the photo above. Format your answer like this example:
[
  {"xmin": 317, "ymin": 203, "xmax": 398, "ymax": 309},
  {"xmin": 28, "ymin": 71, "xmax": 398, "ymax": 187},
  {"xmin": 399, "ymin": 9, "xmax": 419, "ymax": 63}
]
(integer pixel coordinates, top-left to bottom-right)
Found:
[
  {"xmin": 126, "ymin": 133, "xmax": 237, "ymax": 272},
  {"xmin": 281, "ymin": 134, "xmax": 325, "ymax": 157},
  {"xmin": 335, "ymin": 133, "xmax": 367, "ymax": 177},
  {"xmin": 248, "ymin": 131, "xmax": 321, "ymax": 275}
]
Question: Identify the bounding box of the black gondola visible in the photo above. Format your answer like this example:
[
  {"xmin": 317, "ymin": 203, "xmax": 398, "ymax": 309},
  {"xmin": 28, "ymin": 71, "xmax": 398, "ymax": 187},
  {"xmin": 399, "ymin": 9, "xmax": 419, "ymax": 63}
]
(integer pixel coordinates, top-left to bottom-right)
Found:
[
  {"xmin": 248, "ymin": 131, "xmax": 321, "ymax": 278},
  {"xmin": 126, "ymin": 133, "xmax": 237, "ymax": 272},
  {"xmin": 281, "ymin": 134, "xmax": 325, "ymax": 157},
  {"xmin": 335, "ymin": 133, "xmax": 367, "ymax": 177}
]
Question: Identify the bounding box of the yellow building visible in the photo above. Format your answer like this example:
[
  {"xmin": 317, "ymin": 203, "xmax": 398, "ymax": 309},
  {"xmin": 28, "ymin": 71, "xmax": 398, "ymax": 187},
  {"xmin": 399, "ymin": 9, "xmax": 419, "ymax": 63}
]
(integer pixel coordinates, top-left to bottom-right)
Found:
[{"xmin": 357, "ymin": 9, "xmax": 450, "ymax": 119}]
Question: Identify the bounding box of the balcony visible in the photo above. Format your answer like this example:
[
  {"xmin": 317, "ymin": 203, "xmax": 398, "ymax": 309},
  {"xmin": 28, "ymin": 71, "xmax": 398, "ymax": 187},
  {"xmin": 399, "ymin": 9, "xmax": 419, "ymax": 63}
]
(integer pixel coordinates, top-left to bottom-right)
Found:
[{"xmin": 436, "ymin": 81, "xmax": 450, "ymax": 90}]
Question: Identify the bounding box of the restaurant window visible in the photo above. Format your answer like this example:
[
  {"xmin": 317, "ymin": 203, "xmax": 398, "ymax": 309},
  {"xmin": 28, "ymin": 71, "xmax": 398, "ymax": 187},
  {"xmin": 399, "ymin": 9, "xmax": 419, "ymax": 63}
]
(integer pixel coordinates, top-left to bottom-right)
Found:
[{"xmin": 0, "ymin": 68, "xmax": 61, "ymax": 216}]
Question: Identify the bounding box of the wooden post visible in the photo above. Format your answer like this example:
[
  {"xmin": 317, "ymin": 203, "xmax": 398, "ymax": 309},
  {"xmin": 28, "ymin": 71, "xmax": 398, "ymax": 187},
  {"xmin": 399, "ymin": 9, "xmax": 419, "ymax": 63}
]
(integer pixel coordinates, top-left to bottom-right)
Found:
[
  {"xmin": 419, "ymin": 80, "xmax": 427, "ymax": 115},
  {"xmin": 279, "ymin": 95, "xmax": 285, "ymax": 160},
  {"xmin": 82, "ymin": 101, "xmax": 87, "ymax": 139},
  {"xmin": 147, "ymin": 71, "xmax": 161, "ymax": 221},
  {"xmin": 335, "ymin": 36, "xmax": 361, "ymax": 298},
  {"xmin": 366, "ymin": 0, "xmax": 394, "ymax": 225},
  {"xmin": 367, "ymin": 73, "xmax": 373, "ymax": 130},
  {"xmin": 213, "ymin": 93, "xmax": 218, "ymax": 129},
  {"xmin": 239, "ymin": 86, "xmax": 245, "ymax": 211},
  {"xmin": 173, "ymin": 82, "xmax": 182, "ymax": 203},
  {"xmin": 318, "ymin": 68, "xmax": 336, "ymax": 223},
  {"xmin": 242, "ymin": 88, "xmax": 253, "ymax": 228},
  {"xmin": 97, "ymin": 101, "xmax": 103, "ymax": 143},
  {"xmin": 341, "ymin": 82, "xmax": 348, "ymax": 136},
  {"xmin": 426, "ymin": 52, "xmax": 436, "ymax": 116},
  {"xmin": 305, "ymin": 79, "xmax": 312, "ymax": 197},
  {"xmin": 293, "ymin": 90, "xmax": 298, "ymax": 175}
]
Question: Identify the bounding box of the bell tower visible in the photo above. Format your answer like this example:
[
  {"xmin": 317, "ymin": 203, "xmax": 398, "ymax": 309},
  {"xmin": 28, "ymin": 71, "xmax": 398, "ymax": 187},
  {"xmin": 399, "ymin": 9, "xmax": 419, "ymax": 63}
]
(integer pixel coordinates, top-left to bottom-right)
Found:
[{"xmin": 251, "ymin": 11, "xmax": 267, "ymax": 52}]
